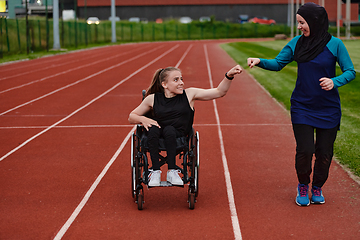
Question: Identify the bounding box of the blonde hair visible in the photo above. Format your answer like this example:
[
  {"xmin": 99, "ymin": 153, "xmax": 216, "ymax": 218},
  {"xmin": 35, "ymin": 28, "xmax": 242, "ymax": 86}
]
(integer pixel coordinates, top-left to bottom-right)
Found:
[{"xmin": 145, "ymin": 67, "xmax": 181, "ymax": 97}]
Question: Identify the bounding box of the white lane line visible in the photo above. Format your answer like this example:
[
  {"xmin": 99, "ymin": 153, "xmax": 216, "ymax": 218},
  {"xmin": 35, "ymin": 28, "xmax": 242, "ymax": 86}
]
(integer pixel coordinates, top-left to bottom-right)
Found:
[
  {"xmin": 0, "ymin": 45, "xmax": 151, "ymax": 94},
  {"xmin": 0, "ymin": 125, "xmax": 136, "ymax": 129},
  {"xmin": 0, "ymin": 45, "xmax": 164, "ymax": 116},
  {"xmin": 204, "ymin": 44, "xmax": 243, "ymax": 240},
  {"xmin": 0, "ymin": 47, "xmax": 109, "ymax": 82},
  {"xmin": 53, "ymin": 125, "xmax": 136, "ymax": 240},
  {"xmin": 0, "ymin": 123, "xmax": 291, "ymax": 130},
  {"xmin": 0, "ymin": 45, "xmax": 179, "ymax": 162},
  {"xmin": 175, "ymin": 44, "xmax": 193, "ymax": 68},
  {"xmin": 0, "ymin": 44, "xmax": 120, "ymax": 75}
]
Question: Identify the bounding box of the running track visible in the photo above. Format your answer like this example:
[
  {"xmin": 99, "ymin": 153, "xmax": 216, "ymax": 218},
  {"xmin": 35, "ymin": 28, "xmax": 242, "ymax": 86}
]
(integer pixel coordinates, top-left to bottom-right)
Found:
[{"xmin": 1, "ymin": 40, "xmax": 359, "ymax": 240}]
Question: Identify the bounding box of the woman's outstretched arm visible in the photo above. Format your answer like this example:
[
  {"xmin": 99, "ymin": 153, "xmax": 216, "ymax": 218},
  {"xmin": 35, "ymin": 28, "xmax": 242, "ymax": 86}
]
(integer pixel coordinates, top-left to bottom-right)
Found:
[{"xmin": 186, "ymin": 65, "xmax": 242, "ymax": 103}]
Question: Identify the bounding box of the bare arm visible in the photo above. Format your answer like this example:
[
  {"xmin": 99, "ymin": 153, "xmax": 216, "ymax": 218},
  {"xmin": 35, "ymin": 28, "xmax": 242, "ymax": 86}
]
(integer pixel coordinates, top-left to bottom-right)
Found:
[
  {"xmin": 128, "ymin": 94, "xmax": 160, "ymax": 130},
  {"xmin": 186, "ymin": 65, "xmax": 243, "ymax": 103}
]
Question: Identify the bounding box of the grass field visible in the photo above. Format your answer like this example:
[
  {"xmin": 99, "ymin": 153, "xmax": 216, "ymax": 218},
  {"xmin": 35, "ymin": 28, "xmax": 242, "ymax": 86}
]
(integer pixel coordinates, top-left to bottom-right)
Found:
[{"xmin": 221, "ymin": 39, "xmax": 360, "ymax": 178}]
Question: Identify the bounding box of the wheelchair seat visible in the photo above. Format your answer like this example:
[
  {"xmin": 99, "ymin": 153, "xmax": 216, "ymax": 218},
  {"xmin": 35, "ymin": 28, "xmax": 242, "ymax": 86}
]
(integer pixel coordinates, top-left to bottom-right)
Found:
[{"xmin": 139, "ymin": 126, "xmax": 192, "ymax": 151}]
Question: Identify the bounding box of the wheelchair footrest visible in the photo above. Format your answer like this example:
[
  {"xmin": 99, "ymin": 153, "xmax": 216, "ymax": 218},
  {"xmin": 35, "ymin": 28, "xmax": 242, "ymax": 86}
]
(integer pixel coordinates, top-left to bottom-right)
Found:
[
  {"xmin": 160, "ymin": 181, "xmax": 173, "ymax": 187},
  {"xmin": 148, "ymin": 181, "xmax": 184, "ymax": 188}
]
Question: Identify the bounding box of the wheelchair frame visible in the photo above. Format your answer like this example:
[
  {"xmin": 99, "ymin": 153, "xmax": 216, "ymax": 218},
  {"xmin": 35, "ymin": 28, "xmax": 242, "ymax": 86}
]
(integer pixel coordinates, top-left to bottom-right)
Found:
[{"xmin": 131, "ymin": 124, "xmax": 199, "ymax": 210}]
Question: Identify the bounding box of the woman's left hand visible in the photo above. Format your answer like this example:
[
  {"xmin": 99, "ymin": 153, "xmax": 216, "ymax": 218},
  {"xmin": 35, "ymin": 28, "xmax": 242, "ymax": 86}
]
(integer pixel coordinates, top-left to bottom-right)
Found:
[{"xmin": 319, "ymin": 77, "xmax": 334, "ymax": 91}]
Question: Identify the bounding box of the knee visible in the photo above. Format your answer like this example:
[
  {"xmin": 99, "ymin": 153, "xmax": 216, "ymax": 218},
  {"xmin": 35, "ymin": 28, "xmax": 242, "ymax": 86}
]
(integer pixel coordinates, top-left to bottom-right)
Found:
[
  {"xmin": 315, "ymin": 147, "xmax": 333, "ymax": 165},
  {"xmin": 296, "ymin": 145, "xmax": 314, "ymax": 159},
  {"xmin": 162, "ymin": 126, "xmax": 176, "ymax": 139},
  {"xmin": 147, "ymin": 126, "xmax": 161, "ymax": 139}
]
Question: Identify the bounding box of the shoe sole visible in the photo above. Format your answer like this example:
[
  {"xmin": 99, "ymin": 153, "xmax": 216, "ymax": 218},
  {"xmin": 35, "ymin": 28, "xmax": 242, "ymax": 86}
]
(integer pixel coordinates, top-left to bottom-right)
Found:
[
  {"xmin": 295, "ymin": 200, "xmax": 310, "ymax": 206},
  {"xmin": 148, "ymin": 183, "xmax": 161, "ymax": 187},
  {"xmin": 311, "ymin": 200, "xmax": 325, "ymax": 204}
]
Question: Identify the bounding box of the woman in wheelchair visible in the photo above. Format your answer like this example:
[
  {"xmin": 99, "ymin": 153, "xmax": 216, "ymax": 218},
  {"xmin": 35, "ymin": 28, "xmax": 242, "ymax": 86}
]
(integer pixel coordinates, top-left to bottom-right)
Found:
[{"xmin": 129, "ymin": 65, "xmax": 242, "ymax": 187}]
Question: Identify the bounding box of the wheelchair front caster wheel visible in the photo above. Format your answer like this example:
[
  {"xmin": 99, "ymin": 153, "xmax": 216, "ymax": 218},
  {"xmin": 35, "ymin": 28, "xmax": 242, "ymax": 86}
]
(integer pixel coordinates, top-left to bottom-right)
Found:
[
  {"xmin": 188, "ymin": 192, "xmax": 195, "ymax": 210},
  {"xmin": 137, "ymin": 192, "xmax": 144, "ymax": 210}
]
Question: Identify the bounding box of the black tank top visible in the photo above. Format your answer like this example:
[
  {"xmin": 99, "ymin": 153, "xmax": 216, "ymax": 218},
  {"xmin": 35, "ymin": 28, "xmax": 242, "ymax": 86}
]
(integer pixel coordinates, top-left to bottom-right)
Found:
[{"xmin": 153, "ymin": 90, "xmax": 194, "ymax": 136}]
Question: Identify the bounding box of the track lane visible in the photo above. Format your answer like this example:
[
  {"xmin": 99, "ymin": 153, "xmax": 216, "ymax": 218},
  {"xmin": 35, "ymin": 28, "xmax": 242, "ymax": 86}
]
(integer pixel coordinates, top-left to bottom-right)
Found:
[{"xmin": 0, "ymin": 127, "xmax": 133, "ymax": 239}]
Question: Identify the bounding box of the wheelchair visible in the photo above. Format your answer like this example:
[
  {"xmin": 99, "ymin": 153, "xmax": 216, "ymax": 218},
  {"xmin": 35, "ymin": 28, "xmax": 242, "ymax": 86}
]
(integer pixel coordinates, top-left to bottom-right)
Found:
[{"xmin": 131, "ymin": 124, "xmax": 199, "ymax": 210}]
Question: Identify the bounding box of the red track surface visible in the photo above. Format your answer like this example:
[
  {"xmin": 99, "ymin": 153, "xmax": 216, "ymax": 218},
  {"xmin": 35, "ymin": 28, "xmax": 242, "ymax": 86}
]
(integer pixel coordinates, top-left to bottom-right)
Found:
[{"xmin": 1, "ymin": 40, "xmax": 359, "ymax": 240}]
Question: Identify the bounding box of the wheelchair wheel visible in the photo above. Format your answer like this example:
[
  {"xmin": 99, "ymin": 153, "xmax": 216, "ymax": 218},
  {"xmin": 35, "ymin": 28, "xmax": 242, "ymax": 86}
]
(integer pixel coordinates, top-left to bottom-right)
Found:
[
  {"xmin": 194, "ymin": 131, "xmax": 199, "ymax": 197},
  {"xmin": 188, "ymin": 191, "xmax": 195, "ymax": 210},
  {"xmin": 131, "ymin": 133, "xmax": 137, "ymax": 198},
  {"xmin": 137, "ymin": 189, "xmax": 144, "ymax": 210},
  {"xmin": 188, "ymin": 131, "xmax": 199, "ymax": 197}
]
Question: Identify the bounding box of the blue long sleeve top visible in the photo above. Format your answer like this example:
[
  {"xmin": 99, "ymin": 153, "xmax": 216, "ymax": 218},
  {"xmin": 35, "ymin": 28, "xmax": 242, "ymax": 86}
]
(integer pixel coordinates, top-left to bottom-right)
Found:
[{"xmin": 257, "ymin": 36, "xmax": 356, "ymax": 129}]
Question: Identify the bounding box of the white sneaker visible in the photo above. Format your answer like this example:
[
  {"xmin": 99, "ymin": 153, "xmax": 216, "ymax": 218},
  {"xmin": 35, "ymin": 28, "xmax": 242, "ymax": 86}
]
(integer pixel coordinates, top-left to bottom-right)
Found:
[
  {"xmin": 148, "ymin": 170, "xmax": 161, "ymax": 187},
  {"xmin": 167, "ymin": 169, "xmax": 183, "ymax": 186}
]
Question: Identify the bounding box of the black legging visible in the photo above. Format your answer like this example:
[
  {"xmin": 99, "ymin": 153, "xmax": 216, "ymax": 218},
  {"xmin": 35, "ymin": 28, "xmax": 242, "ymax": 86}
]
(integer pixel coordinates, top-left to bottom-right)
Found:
[
  {"xmin": 292, "ymin": 124, "xmax": 338, "ymax": 188},
  {"xmin": 147, "ymin": 125, "xmax": 182, "ymax": 171}
]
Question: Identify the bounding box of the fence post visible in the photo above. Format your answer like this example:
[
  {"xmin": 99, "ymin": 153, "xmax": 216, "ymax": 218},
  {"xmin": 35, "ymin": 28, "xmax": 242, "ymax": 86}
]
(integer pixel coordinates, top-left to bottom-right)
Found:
[
  {"xmin": 130, "ymin": 24, "xmax": 133, "ymax": 41},
  {"xmin": 176, "ymin": 24, "xmax": 178, "ymax": 40},
  {"xmin": 187, "ymin": 24, "xmax": 190, "ymax": 39},
  {"xmin": 26, "ymin": 0, "xmax": 29, "ymax": 54},
  {"xmin": 141, "ymin": 24, "xmax": 144, "ymax": 41},
  {"xmin": 86, "ymin": 23, "xmax": 89, "ymax": 45},
  {"xmin": 95, "ymin": 24, "xmax": 98, "ymax": 42},
  {"xmin": 163, "ymin": 24, "xmax": 166, "ymax": 40},
  {"xmin": 46, "ymin": 0, "xmax": 49, "ymax": 51},
  {"xmin": 30, "ymin": 20, "xmax": 35, "ymax": 52},
  {"xmin": 240, "ymin": 23, "xmax": 243, "ymax": 38},
  {"xmin": 4, "ymin": 18, "xmax": 9, "ymax": 52},
  {"xmin": 152, "ymin": 23, "xmax": 155, "ymax": 41},
  {"xmin": 61, "ymin": 15, "xmax": 64, "ymax": 47},
  {"xmin": 226, "ymin": 24, "xmax": 229, "ymax": 38},
  {"xmin": 0, "ymin": 17, "xmax": 2, "ymax": 58},
  {"xmin": 16, "ymin": 19, "xmax": 21, "ymax": 51},
  {"xmin": 38, "ymin": 20, "xmax": 41, "ymax": 49},
  {"xmin": 74, "ymin": 0, "xmax": 77, "ymax": 48},
  {"xmin": 68, "ymin": 22, "xmax": 71, "ymax": 46},
  {"xmin": 104, "ymin": 23, "xmax": 106, "ymax": 42},
  {"xmin": 79, "ymin": 22, "xmax": 82, "ymax": 44},
  {"xmin": 89, "ymin": 24, "xmax": 92, "ymax": 43}
]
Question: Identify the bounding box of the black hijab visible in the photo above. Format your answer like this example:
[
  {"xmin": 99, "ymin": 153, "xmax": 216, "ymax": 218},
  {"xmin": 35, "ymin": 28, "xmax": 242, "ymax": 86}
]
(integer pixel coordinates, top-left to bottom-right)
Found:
[{"xmin": 294, "ymin": 2, "xmax": 332, "ymax": 63}]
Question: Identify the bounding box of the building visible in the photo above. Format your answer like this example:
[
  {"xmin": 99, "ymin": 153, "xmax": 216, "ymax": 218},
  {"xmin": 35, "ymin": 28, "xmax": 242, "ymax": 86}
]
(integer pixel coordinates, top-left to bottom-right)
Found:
[
  {"xmin": 4, "ymin": 0, "xmax": 359, "ymax": 25},
  {"xmin": 75, "ymin": 0, "xmax": 359, "ymax": 24}
]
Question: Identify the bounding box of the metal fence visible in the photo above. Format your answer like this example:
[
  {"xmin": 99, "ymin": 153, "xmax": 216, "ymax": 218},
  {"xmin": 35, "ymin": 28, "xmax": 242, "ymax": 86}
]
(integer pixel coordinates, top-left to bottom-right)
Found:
[{"xmin": 1, "ymin": 17, "xmax": 356, "ymax": 58}]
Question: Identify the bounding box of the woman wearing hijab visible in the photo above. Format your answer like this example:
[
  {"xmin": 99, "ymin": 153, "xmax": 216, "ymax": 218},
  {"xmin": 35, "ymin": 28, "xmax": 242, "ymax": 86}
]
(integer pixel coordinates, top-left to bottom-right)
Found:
[{"xmin": 247, "ymin": 2, "xmax": 356, "ymax": 206}]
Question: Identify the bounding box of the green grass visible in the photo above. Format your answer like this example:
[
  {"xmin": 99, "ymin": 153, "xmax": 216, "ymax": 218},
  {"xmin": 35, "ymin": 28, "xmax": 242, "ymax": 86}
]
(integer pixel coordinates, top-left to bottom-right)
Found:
[{"xmin": 221, "ymin": 40, "xmax": 360, "ymax": 177}]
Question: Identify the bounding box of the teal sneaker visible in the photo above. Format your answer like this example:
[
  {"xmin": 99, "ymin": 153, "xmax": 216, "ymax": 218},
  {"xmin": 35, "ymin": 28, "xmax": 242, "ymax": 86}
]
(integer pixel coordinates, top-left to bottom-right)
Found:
[
  {"xmin": 311, "ymin": 186, "xmax": 325, "ymax": 204},
  {"xmin": 296, "ymin": 184, "xmax": 310, "ymax": 206}
]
